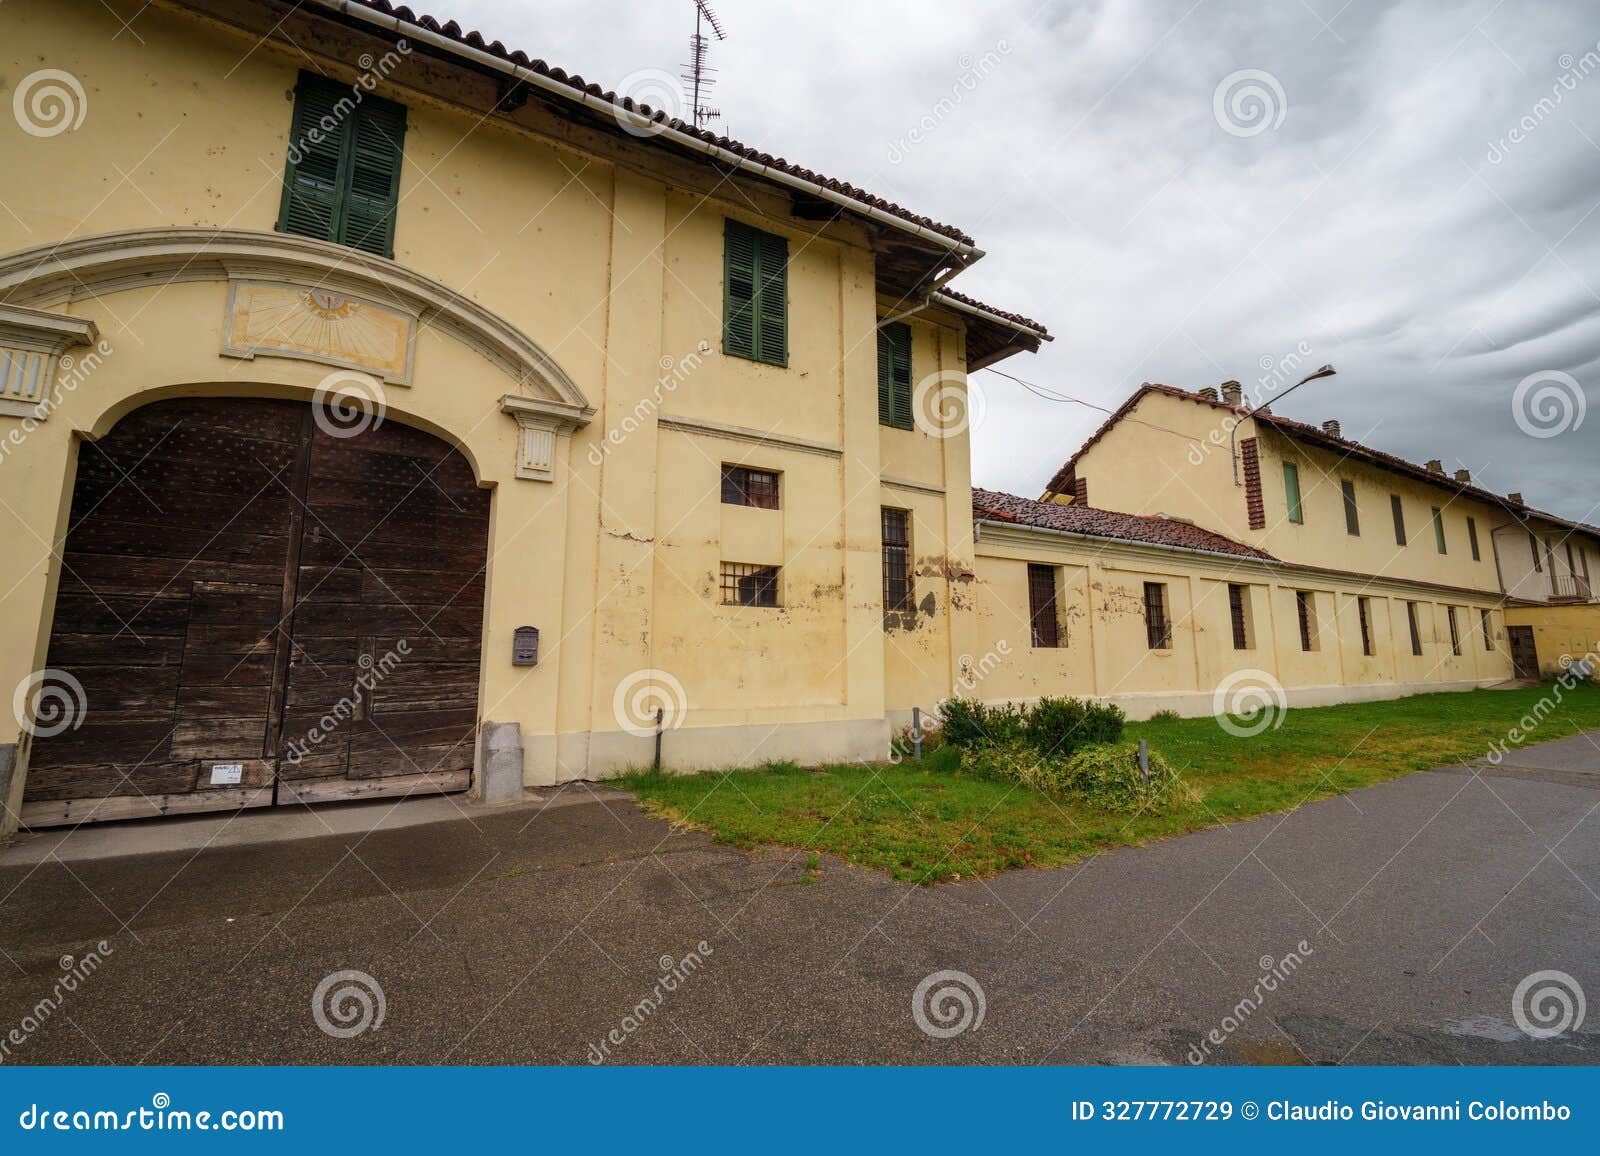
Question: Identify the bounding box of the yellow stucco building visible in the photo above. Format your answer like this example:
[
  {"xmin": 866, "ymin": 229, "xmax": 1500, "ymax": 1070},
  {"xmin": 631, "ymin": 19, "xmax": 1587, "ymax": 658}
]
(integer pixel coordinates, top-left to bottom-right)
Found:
[{"xmin": 2, "ymin": 0, "xmax": 1593, "ymax": 839}]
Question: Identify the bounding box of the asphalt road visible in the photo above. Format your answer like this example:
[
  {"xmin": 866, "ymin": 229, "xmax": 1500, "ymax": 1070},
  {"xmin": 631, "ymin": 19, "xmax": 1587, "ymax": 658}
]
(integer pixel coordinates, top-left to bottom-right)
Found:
[{"xmin": 1, "ymin": 733, "xmax": 1597, "ymax": 1065}]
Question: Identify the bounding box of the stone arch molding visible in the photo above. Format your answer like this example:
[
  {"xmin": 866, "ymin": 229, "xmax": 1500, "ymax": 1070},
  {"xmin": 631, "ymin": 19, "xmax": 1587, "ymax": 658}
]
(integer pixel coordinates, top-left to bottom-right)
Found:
[{"xmin": 0, "ymin": 229, "xmax": 593, "ymax": 478}]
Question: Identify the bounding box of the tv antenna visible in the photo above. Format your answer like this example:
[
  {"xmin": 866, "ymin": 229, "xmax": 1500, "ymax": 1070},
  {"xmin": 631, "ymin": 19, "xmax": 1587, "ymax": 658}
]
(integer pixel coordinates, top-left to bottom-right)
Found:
[{"xmin": 682, "ymin": 0, "xmax": 727, "ymax": 130}]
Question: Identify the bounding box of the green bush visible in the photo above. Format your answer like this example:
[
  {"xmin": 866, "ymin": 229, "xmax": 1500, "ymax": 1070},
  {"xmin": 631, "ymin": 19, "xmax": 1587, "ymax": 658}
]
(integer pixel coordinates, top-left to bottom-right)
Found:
[
  {"xmin": 1059, "ymin": 743, "xmax": 1197, "ymax": 813},
  {"xmin": 936, "ymin": 698, "xmax": 1025, "ymax": 749},
  {"xmin": 919, "ymin": 745, "xmax": 962, "ymax": 775},
  {"xmin": 957, "ymin": 740, "xmax": 1040, "ymax": 783},
  {"xmin": 1021, "ymin": 696, "xmax": 1125, "ymax": 757}
]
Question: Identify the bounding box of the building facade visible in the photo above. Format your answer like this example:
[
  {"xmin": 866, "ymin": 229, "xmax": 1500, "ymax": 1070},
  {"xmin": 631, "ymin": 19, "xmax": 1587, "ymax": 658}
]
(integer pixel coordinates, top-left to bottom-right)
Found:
[{"xmin": 0, "ymin": 0, "xmax": 1046, "ymax": 833}]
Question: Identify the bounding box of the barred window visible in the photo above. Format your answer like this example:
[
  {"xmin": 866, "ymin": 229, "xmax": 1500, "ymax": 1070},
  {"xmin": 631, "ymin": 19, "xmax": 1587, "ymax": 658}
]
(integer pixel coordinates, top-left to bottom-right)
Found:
[
  {"xmin": 1143, "ymin": 582, "xmax": 1171, "ymax": 650},
  {"xmin": 1447, "ymin": 605, "xmax": 1461, "ymax": 655},
  {"xmin": 882, "ymin": 508, "xmax": 912, "ymax": 614},
  {"xmin": 721, "ymin": 465, "xmax": 780, "ymax": 509},
  {"xmin": 1228, "ymin": 583, "xmax": 1250, "ymax": 650},
  {"xmin": 1296, "ymin": 590, "xmax": 1317, "ymax": 652},
  {"xmin": 1358, "ymin": 596, "xmax": 1374, "ymax": 657},
  {"xmin": 720, "ymin": 562, "xmax": 780, "ymax": 607},
  {"xmin": 1406, "ymin": 601, "xmax": 1423, "ymax": 655},
  {"xmin": 1027, "ymin": 563, "xmax": 1061, "ymax": 648},
  {"xmin": 1481, "ymin": 608, "xmax": 1494, "ymax": 650}
]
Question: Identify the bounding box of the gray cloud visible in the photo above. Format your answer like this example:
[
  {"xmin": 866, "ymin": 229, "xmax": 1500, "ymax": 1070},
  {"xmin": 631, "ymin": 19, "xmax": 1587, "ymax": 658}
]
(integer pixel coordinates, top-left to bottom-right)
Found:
[{"xmin": 445, "ymin": 0, "xmax": 1598, "ymax": 521}]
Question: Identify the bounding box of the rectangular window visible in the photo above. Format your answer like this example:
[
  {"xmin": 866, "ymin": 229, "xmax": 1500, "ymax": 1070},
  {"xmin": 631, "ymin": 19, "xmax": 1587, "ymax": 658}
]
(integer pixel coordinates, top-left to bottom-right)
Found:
[
  {"xmin": 1406, "ymin": 601, "xmax": 1423, "ymax": 656},
  {"xmin": 723, "ymin": 219, "xmax": 788, "ymax": 366},
  {"xmin": 720, "ymin": 562, "xmax": 780, "ymax": 607},
  {"xmin": 1296, "ymin": 590, "xmax": 1317, "ymax": 652},
  {"xmin": 1341, "ymin": 480, "xmax": 1360, "ymax": 536},
  {"xmin": 1143, "ymin": 582, "xmax": 1171, "ymax": 650},
  {"xmin": 881, "ymin": 507, "xmax": 912, "ymax": 614},
  {"xmin": 1447, "ymin": 606, "xmax": 1461, "ymax": 655},
  {"xmin": 1432, "ymin": 507, "xmax": 1447, "ymax": 554},
  {"xmin": 1228, "ymin": 583, "xmax": 1251, "ymax": 650},
  {"xmin": 278, "ymin": 72, "xmax": 408, "ymax": 257},
  {"xmin": 720, "ymin": 465, "xmax": 779, "ymax": 509},
  {"xmin": 1481, "ymin": 608, "xmax": 1493, "ymax": 650},
  {"xmin": 1467, "ymin": 516, "xmax": 1480, "ymax": 561},
  {"xmin": 876, "ymin": 321, "xmax": 913, "ymax": 429},
  {"xmin": 1529, "ymin": 531, "xmax": 1543, "ymax": 571},
  {"xmin": 1391, "ymin": 495, "xmax": 1407, "ymax": 546},
  {"xmin": 1358, "ymin": 596, "xmax": 1374, "ymax": 657},
  {"xmin": 1283, "ymin": 461, "xmax": 1304, "ymax": 524},
  {"xmin": 1567, "ymin": 541, "xmax": 1578, "ymax": 576},
  {"xmin": 1027, "ymin": 564, "xmax": 1061, "ymax": 648}
]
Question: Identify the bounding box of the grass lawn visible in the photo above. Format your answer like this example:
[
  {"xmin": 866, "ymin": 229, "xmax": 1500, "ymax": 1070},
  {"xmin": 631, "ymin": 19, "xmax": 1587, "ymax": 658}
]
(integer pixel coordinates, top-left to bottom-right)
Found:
[{"xmin": 622, "ymin": 683, "xmax": 1600, "ymax": 884}]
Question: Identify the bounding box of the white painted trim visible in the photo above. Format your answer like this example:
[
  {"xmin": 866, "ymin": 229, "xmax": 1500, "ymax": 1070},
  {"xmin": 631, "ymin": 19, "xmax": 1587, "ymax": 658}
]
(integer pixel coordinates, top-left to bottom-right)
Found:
[
  {"xmin": 658, "ymin": 413, "xmax": 844, "ymax": 459},
  {"xmin": 882, "ymin": 475, "xmax": 946, "ymax": 497},
  {"xmin": 0, "ymin": 228, "xmax": 591, "ymax": 412}
]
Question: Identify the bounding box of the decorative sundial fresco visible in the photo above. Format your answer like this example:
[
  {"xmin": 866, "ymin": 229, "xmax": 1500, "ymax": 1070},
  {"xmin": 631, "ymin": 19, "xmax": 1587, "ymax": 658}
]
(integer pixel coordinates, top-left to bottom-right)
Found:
[{"xmin": 222, "ymin": 280, "xmax": 415, "ymax": 383}]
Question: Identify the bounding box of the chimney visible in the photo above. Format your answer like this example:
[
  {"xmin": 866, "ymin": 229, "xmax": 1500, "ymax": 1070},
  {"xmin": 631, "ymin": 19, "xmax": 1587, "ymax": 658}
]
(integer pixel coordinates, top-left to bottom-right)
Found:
[
  {"xmin": 1454, "ymin": 468, "xmax": 1471, "ymax": 483},
  {"xmin": 1220, "ymin": 381, "xmax": 1243, "ymax": 406},
  {"xmin": 1197, "ymin": 386, "xmax": 1219, "ymax": 402},
  {"xmin": 1322, "ymin": 419, "xmax": 1342, "ymax": 439},
  {"xmin": 1508, "ymin": 491, "xmax": 1524, "ymax": 505},
  {"xmin": 1425, "ymin": 459, "xmax": 1444, "ymax": 474}
]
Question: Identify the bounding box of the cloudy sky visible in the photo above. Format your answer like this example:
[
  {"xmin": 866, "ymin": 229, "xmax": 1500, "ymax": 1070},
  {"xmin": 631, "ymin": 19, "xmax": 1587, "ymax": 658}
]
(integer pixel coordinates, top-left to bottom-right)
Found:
[{"xmin": 442, "ymin": 0, "xmax": 1596, "ymax": 520}]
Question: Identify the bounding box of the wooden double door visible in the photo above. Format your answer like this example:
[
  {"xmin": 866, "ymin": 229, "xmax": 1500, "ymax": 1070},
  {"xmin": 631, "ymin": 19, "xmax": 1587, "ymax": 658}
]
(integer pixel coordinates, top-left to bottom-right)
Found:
[{"xmin": 23, "ymin": 398, "xmax": 489, "ymax": 827}]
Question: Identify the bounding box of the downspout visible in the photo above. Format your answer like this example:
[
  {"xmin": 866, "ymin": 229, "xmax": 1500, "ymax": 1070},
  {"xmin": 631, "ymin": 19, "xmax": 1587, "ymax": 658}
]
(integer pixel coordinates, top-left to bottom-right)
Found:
[{"xmin": 305, "ymin": 0, "xmax": 985, "ymax": 262}]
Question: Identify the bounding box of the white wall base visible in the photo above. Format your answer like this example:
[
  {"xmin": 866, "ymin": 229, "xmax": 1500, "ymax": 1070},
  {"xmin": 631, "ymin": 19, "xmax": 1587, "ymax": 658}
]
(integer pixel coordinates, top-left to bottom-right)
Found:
[
  {"xmin": 968, "ymin": 678, "xmax": 1507, "ymax": 722},
  {"xmin": 521, "ymin": 717, "xmax": 891, "ymax": 785}
]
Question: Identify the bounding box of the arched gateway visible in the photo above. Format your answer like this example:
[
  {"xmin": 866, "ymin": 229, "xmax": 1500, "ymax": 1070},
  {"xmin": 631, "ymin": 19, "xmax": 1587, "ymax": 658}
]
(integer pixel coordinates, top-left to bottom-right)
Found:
[{"xmin": 23, "ymin": 396, "xmax": 491, "ymax": 825}]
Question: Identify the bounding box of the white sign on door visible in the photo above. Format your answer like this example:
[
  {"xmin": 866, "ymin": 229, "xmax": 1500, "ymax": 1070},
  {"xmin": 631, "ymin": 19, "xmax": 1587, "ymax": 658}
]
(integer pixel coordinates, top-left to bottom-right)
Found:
[{"xmin": 210, "ymin": 763, "xmax": 244, "ymax": 785}]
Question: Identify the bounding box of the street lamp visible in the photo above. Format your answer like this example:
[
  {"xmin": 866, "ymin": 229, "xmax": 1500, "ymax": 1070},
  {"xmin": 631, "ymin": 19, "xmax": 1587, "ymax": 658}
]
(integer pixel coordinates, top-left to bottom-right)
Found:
[{"xmin": 1231, "ymin": 364, "xmax": 1337, "ymax": 485}]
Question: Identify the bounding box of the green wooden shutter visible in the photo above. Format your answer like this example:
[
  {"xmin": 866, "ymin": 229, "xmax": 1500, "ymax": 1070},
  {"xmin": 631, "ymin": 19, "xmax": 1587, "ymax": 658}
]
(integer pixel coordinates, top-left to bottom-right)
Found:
[
  {"xmin": 277, "ymin": 73, "xmax": 405, "ymax": 258},
  {"xmin": 1283, "ymin": 461, "xmax": 1303, "ymax": 523},
  {"xmin": 876, "ymin": 321, "xmax": 912, "ymax": 428},
  {"xmin": 341, "ymin": 95, "xmax": 406, "ymax": 257},
  {"xmin": 754, "ymin": 229, "xmax": 787, "ymax": 366},
  {"xmin": 278, "ymin": 75, "xmax": 350, "ymax": 243},
  {"xmin": 723, "ymin": 220, "xmax": 758, "ymax": 360}
]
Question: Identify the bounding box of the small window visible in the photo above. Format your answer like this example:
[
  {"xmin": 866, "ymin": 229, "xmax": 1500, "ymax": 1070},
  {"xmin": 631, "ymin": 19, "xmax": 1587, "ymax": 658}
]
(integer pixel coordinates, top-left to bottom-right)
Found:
[
  {"xmin": 1283, "ymin": 462, "xmax": 1304, "ymax": 524},
  {"xmin": 720, "ymin": 562, "xmax": 780, "ymax": 607},
  {"xmin": 1296, "ymin": 590, "xmax": 1318, "ymax": 652},
  {"xmin": 1341, "ymin": 480, "xmax": 1360, "ymax": 536},
  {"xmin": 278, "ymin": 72, "xmax": 408, "ymax": 257},
  {"xmin": 877, "ymin": 322, "xmax": 913, "ymax": 429},
  {"xmin": 1391, "ymin": 495, "xmax": 1407, "ymax": 546},
  {"xmin": 1228, "ymin": 583, "xmax": 1252, "ymax": 650},
  {"xmin": 1358, "ymin": 596, "xmax": 1374, "ymax": 657},
  {"xmin": 723, "ymin": 219, "xmax": 788, "ymax": 366},
  {"xmin": 1432, "ymin": 507, "xmax": 1447, "ymax": 554},
  {"xmin": 1447, "ymin": 606, "xmax": 1461, "ymax": 655},
  {"xmin": 881, "ymin": 507, "xmax": 912, "ymax": 615},
  {"xmin": 1481, "ymin": 608, "xmax": 1494, "ymax": 650},
  {"xmin": 1027, "ymin": 564, "xmax": 1061, "ymax": 648},
  {"xmin": 1467, "ymin": 516, "xmax": 1480, "ymax": 561},
  {"xmin": 1143, "ymin": 582, "xmax": 1172, "ymax": 650},
  {"xmin": 1406, "ymin": 601, "xmax": 1423, "ymax": 656},
  {"xmin": 720, "ymin": 465, "xmax": 779, "ymax": 509},
  {"xmin": 1529, "ymin": 531, "xmax": 1542, "ymax": 571}
]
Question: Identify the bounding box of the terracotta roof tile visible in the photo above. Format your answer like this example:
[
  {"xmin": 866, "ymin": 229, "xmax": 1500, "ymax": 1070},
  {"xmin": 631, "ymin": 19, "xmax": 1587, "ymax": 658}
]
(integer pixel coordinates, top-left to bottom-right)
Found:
[
  {"xmin": 1045, "ymin": 383, "xmax": 1600, "ymax": 539},
  {"xmin": 972, "ymin": 488, "xmax": 1276, "ymax": 560},
  {"xmin": 331, "ymin": 0, "xmax": 975, "ymax": 246}
]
